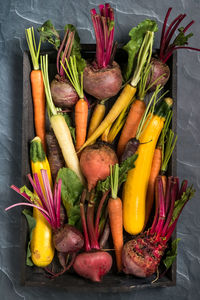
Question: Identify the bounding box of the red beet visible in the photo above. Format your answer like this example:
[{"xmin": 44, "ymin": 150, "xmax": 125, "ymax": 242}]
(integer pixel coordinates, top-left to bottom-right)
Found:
[
  {"xmin": 80, "ymin": 142, "xmax": 118, "ymax": 191},
  {"xmin": 122, "ymin": 234, "xmax": 166, "ymax": 277},
  {"xmin": 147, "ymin": 57, "xmax": 170, "ymax": 91},
  {"xmin": 53, "ymin": 224, "xmax": 84, "ymax": 253},
  {"xmin": 84, "ymin": 4, "xmax": 122, "ymax": 100},
  {"xmin": 73, "ymin": 251, "xmax": 112, "ymax": 282},
  {"xmin": 83, "ymin": 61, "xmax": 122, "ymax": 100},
  {"xmin": 51, "ymin": 75, "xmax": 78, "ymax": 108}
]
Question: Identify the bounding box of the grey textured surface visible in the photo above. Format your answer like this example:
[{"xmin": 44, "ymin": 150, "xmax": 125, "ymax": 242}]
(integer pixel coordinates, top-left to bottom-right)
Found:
[{"xmin": 0, "ymin": 0, "xmax": 199, "ymax": 299}]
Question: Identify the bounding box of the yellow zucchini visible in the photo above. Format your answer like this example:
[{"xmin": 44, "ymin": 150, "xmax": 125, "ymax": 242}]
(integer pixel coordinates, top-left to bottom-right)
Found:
[
  {"xmin": 123, "ymin": 98, "xmax": 173, "ymax": 235},
  {"xmin": 30, "ymin": 136, "xmax": 55, "ymax": 267}
]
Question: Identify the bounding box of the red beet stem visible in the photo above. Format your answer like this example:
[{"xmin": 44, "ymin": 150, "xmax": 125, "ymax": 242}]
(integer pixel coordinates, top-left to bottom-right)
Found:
[
  {"xmin": 150, "ymin": 181, "xmax": 160, "ymax": 235},
  {"xmin": 162, "ymin": 46, "xmax": 200, "ymax": 63},
  {"xmin": 159, "ymin": 7, "xmax": 172, "ymax": 59},
  {"xmin": 178, "ymin": 180, "xmax": 188, "ymax": 199},
  {"xmin": 95, "ymin": 190, "xmax": 110, "ymax": 238},
  {"xmin": 163, "ymin": 14, "xmax": 186, "ymax": 56},
  {"xmin": 87, "ymin": 190, "xmax": 100, "ymax": 250},
  {"xmin": 90, "ymin": 4, "xmax": 115, "ymax": 68},
  {"xmin": 80, "ymin": 189, "xmax": 91, "ymax": 251},
  {"xmin": 55, "ymin": 179, "xmax": 61, "ymax": 229},
  {"xmin": 155, "ymin": 176, "xmax": 166, "ymax": 236},
  {"xmin": 164, "ymin": 176, "xmax": 173, "ymax": 215},
  {"xmin": 161, "ymin": 179, "xmax": 177, "ymax": 237},
  {"xmin": 183, "ymin": 20, "xmax": 195, "ymax": 33},
  {"xmin": 41, "ymin": 170, "xmax": 57, "ymax": 229},
  {"xmin": 57, "ymin": 29, "xmax": 69, "ymax": 75},
  {"xmin": 60, "ymin": 31, "xmax": 74, "ymax": 77}
]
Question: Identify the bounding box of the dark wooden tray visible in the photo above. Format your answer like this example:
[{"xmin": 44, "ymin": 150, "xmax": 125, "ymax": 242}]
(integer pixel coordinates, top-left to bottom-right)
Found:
[{"xmin": 21, "ymin": 45, "xmax": 177, "ymax": 292}]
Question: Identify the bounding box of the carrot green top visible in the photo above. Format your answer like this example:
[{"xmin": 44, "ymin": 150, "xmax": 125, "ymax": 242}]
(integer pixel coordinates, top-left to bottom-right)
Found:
[{"xmin": 25, "ymin": 27, "xmax": 41, "ymax": 70}]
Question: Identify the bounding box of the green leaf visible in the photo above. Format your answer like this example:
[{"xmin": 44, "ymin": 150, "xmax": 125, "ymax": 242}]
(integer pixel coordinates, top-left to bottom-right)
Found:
[
  {"xmin": 163, "ymin": 238, "xmax": 180, "ymax": 270},
  {"xmin": 57, "ymin": 168, "xmax": 84, "ymax": 228},
  {"xmin": 97, "ymin": 154, "xmax": 138, "ymax": 193},
  {"xmin": 169, "ymin": 185, "xmax": 196, "ymax": 226},
  {"xmin": 64, "ymin": 24, "xmax": 86, "ymax": 73},
  {"xmin": 22, "ymin": 209, "xmax": 36, "ymax": 267},
  {"xmin": 172, "ymin": 27, "xmax": 193, "ymax": 47},
  {"xmin": 37, "ymin": 20, "xmax": 60, "ymax": 50},
  {"xmin": 123, "ymin": 19, "xmax": 158, "ymax": 82}
]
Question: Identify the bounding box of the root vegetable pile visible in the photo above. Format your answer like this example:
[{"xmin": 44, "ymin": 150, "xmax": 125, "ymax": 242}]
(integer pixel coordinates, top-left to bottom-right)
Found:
[{"xmin": 5, "ymin": 3, "xmax": 198, "ymax": 285}]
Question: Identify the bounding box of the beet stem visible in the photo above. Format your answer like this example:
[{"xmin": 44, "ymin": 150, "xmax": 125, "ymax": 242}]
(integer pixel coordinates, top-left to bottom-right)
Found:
[
  {"xmin": 163, "ymin": 14, "xmax": 186, "ymax": 55},
  {"xmin": 155, "ymin": 176, "xmax": 166, "ymax": 236},
  {"xmin": 159, "ymin": 7, "xmax": 172, "ymax": 59},
  {"xmin": 99, "ymin": 217, "xmax": 110, "ymax": 249},
  {"xmin": 162, "ymin": 45, "xmax": 200, "ymax": 64},
  {"xmin": 41, "ymin": 170, "xmax": 57, "ymax": 229},
  {"xmin": 177, "ymin": 180, "xmax": 188, "ymax": 199},
  {"xmin": 87, "ymin": 190, "xmax": 100, "ymax": 250},
  {"xmin": 45, "ymin": 253, "xmax": 76, "ymax": 279},
  {"xmin": 56, "ymin": 179, "xmax": 62, "ymax": 229},
  {"xmin": 164, "ymin": 176, "xmax": 173, "ymax": 215},
  {"xmin": 57, "ymin": 29, "xmax": 69, "ymax": 75},
  {"xmin": 150, "ymin": 180, "xmax": 160, "ymax": 235},
  {"xmin": 95, "ymin": 190, "xmax": 110, "ymax": 238},
  {"xmin": 80, "ymin": 189, "xmax": 91, "ymax": 251},
  {"xmin": 161, "ymin": 179, "xmax": 177, "ymax": 237},
  {"xmin": 60, "ymin": 31, "xmax": 74, "ymax": 78},
  {"xmin": 183, "ymin": 20, "xmax": 195, "ymax": 33}
]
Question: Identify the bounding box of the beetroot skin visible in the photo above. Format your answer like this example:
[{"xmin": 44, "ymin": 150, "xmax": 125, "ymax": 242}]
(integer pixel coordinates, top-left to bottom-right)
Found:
[
  {"xmin": 53, "ymin": 224, "xmax": 84, "ymax": 253},
  {"xmin": 147, "ymin": 57, "xmax": 170, "ymax": 91},
  {"xmin": 122, "ymin": 234, "xmax": 167, "ymax": 278},
  {"xmin": 51, "ymin": 75, "xmax": 79, "ymax": 108},
  {"xmin": 83, "ymin": 61, "xmax": 122, "ymax": 100},
  {"xmin": 80, "ymin": 142, "xmax": 118, "ymax": 191},
  {"xmin": 73, "ymin": 251, "xmax": 113, "ymax": 282}
]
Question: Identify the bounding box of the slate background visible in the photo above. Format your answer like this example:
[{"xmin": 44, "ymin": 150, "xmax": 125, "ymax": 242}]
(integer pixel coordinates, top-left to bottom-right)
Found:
[{"xmin": 0, "ymin": 0, "xmax": 200, "ymax": 299}]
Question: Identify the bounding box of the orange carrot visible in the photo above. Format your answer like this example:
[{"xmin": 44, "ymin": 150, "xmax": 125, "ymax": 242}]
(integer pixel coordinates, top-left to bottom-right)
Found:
[
  {"xmin": 145, "ymin": 147, "xmax": 162, "ymax": 227},
  {"xmin": 61, "ymin": 56, "xmax": 88, "ymax": 152},
  {"xmin": 108, "ymin": 164, "xmax": 123, "ymax": 272},
  {"xmin": 75, "ymin": 98, "xmax": 88, "ymax": 151},
  {"xmin": 161, "ymin": 174, "xmax": 167, "ymax": 196},
  {"xmin": 108, "ymin": 196, "xmax": 123, "ymax": 272},
  {"xmin": 26, "ymin": 27, "xmax": 46, "ymax": 151},
  {"xmin": 117, "ymin": 99, "xmax": 146, "ymax": 158},
  {"xmin": 30, "ymin": 70, "xmax": 46, "ymax": 151}
]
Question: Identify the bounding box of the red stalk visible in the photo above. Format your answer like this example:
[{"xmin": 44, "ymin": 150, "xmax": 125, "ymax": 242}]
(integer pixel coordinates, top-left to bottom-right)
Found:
[
  {"xmin": 87, "ymin": 190, "xmax": 100, "ymax": 250},
  {"xmin": 57, "ymin": 29, "xmax": 69, "ymax": 75},
  {"xmin": 95, "ymin": 190, "xmax": 110, "ymax": 238},
  {"xmin": 32, "ymin": 173, "xmax": 49, "ymax": 211},
  {"xmin": 90, "ymin": 3, "xmax": 115, "ymax": 68},
  {"xmin": 155, "ymin": 176, "xmax": 166, "ymax": 236},
  {"xmin": 162, "ymin": 46, "xmax": 200, "ymax": 63},
  {"xmin": 80, "ymin": 189, "xmax": 91, "ymax": 251},
  {"xmin": 150, "ymin": 179, "xmax": 160, "ymax": 235},
  {"xmin": 162, "ymin": 14, "xmax": 186, "ymax": 56},
  {"xmin": 183, "ymin": 20, "xmax": 195, "ymax": 33},
  {"xmin": 41, "ymin": 170, "xmax": 57, "ymax": 228},
  {"xmin": 161, "ymin": 180, "xmax": 177, "ymax": 237},
  {"xmin": 178, "ymin": 180, "xmax": 188, "ymax": 199},
  {"xmin": 164, "ymin": 176, "xmax": 173, "ymax": 215},
  {"xmin": 7, "ymin": 170, "xmax": 62, "ymax": 231},
  {"xmin": 60, "ymin": 31, "xmax": 75, "ymax": 77},
  {"xmin": 159, "ymin": 7, "xmax": 172, "ymax": 58}
]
